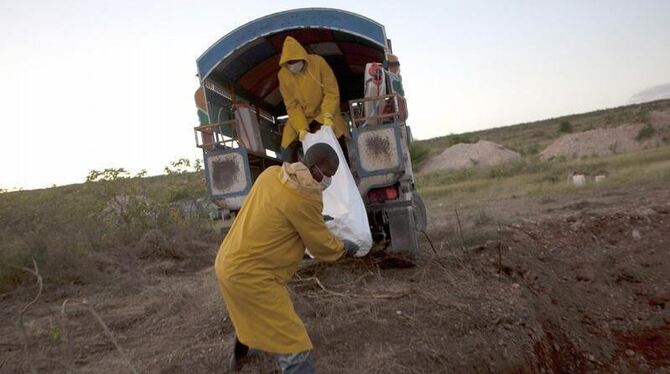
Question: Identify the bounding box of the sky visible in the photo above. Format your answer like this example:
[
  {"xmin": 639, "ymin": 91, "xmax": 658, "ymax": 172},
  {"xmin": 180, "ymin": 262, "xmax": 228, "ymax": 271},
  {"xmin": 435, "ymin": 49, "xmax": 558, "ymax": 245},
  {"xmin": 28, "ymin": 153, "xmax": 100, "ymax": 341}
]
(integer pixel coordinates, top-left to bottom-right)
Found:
[{"xmin": 1, "ymin": 0, "xmax": 669, "ymax": 189}]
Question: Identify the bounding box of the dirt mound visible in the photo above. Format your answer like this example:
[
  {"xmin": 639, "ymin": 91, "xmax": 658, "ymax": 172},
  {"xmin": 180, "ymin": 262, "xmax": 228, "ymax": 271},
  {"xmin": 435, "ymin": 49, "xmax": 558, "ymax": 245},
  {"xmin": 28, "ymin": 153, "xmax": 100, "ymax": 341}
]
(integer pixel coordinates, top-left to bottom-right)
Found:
[
  {"xmin": 421, "ymin": 140, "xmax": 521, "ymax": 174},
  {"xmin": 540, "ymin": 122, "xmax": 665, "ymax": 160}
]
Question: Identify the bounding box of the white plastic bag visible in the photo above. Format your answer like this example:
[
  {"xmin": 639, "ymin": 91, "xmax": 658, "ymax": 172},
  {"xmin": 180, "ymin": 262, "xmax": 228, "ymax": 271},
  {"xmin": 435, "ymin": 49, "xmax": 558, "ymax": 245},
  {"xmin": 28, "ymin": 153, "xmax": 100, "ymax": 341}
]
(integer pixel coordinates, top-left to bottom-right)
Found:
[{"xmin": 303, "ymin": 127, "xmax": 373, "ymax": 257}]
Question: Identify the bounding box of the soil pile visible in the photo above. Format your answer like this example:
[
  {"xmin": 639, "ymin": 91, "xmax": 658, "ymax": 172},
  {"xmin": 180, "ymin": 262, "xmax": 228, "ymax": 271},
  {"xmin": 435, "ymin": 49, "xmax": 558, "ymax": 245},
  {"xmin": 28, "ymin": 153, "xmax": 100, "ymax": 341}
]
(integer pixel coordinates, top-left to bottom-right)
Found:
[
  {"xmin": 541, "ymin": 112, "xmax": 670, "ymax": 160},
  {"xmin": 421, "ymin": 140, "xmax": 521, "ymax": 174}
]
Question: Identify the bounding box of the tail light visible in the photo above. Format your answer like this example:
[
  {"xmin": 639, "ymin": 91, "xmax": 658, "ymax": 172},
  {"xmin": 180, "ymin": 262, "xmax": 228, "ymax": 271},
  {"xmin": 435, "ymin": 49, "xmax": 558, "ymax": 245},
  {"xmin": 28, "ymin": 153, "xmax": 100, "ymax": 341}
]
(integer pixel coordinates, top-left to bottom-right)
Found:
[{"xmin": 367, "ymin": 186, "xmax": 399, "ymax": 204}]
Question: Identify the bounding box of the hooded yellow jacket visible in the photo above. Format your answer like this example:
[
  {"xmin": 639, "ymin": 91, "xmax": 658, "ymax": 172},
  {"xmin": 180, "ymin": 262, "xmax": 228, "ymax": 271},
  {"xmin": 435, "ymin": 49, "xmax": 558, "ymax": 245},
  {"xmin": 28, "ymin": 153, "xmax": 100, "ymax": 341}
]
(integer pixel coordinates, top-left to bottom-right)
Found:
[
  {"xmin": 278, "ymin": 36, "xmax": 347, "ymax": 148},
  {"xmin": 214, "ymin": 163, "xmax": 344, "ymax": 353}
]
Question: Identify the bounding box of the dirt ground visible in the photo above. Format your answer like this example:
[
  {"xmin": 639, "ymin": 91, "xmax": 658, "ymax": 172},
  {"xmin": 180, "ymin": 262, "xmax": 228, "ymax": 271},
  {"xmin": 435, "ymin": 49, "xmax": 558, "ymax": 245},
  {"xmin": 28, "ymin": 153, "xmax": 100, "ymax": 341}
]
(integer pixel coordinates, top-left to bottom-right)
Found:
[{"xmin": 1, "ymin": 183, "xmax": 670, "ymax": 373}]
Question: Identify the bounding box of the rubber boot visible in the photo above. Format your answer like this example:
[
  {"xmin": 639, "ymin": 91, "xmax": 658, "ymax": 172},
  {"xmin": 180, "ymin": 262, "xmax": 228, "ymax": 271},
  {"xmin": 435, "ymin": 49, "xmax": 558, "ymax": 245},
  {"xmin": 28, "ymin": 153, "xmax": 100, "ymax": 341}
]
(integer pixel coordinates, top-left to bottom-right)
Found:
[{"xmin": 228, "ymin": 337, "xmax": 249, "ymax": 372}]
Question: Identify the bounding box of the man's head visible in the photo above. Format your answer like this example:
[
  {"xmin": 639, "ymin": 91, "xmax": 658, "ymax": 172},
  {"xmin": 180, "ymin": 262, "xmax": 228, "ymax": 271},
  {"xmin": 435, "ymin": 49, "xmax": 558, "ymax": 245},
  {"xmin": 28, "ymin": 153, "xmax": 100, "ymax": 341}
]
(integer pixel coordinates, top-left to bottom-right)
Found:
[
  {"xmin": 304, "ymin": 143, "xmax": 339, "ymax": 182},
  {"xmin": 280, "ymin": 37, "xmax": 308, "ymax": 74},
  {"xmin": 387, "ymin": 54, "xmax": 401, "ymax": 75}
]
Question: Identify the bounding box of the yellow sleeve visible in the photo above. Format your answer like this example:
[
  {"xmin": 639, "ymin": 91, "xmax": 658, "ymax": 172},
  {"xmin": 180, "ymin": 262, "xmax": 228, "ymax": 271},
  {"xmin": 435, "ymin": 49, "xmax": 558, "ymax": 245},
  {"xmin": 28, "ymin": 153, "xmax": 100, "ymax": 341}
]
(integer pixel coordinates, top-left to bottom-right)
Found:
[
  {"xmin": 318, "ymin": 57, "xmax": 340, "ymax": 119},
  {"xmin": 286, "ymin": 199, "xmax": 344, "ymax": 262},
  {"xmin": 279, "ymin": 71, "xmax": 309, "ymax": 134}
]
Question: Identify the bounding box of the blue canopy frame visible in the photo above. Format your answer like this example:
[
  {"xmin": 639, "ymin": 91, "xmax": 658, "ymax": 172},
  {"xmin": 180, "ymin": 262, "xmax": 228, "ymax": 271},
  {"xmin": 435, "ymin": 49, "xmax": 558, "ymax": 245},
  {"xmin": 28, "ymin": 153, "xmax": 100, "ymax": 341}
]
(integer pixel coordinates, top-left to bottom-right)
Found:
[{"xmin": 196, "ymin": 8, "xmax": 388, "ymax": 82}]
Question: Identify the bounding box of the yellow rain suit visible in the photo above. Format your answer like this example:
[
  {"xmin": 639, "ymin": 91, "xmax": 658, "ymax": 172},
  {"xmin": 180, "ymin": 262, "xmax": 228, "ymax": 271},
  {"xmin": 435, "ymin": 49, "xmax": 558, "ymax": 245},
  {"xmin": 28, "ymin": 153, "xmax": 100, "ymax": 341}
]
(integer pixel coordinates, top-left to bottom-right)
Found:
[
  {"xmin": 278, "ymin": 36, "xmax": 347, "ymax": 149},
  {"xmin": 214, "ymin": 163, "xmax": 345, "ymax": 354}
]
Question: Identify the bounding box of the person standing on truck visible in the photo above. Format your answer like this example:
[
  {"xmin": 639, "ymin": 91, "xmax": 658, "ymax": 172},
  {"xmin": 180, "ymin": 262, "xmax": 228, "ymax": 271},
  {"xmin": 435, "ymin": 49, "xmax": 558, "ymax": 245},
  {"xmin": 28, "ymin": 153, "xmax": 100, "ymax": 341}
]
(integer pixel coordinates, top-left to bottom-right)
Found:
[
  {"xmin": 215, "ymin": 142, "xmax": 359, "ymax": 373},
  {"xmin": 277, "ymin": 36, "xmax": 349, "ymax": 162}
]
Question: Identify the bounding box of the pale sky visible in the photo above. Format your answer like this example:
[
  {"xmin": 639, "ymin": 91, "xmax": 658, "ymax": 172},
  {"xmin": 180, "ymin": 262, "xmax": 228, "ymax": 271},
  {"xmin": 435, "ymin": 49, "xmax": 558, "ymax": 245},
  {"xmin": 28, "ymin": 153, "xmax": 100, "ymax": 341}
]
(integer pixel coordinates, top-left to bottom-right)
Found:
[{"xmin": 1, "ymin": 0, "xmax": 669, "ymax": 189}]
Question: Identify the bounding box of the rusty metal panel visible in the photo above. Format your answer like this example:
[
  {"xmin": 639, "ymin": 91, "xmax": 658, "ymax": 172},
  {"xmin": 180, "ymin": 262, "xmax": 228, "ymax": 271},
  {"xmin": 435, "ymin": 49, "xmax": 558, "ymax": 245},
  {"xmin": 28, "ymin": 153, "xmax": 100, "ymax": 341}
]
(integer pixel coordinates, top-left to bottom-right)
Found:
[
  {"xmin": 204, "ymin": 148, "xmax": 252, "ymax": 199},
  {"xmin": 354, "ymin": 124, "xmax": 403, "ymax": 177}
]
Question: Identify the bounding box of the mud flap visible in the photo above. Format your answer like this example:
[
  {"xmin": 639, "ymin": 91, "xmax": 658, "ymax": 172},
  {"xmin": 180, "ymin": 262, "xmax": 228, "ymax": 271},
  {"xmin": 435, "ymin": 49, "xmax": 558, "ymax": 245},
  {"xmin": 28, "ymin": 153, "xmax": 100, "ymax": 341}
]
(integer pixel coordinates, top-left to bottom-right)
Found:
[{"xmin": 387, "ymin": 206, "xmax": 418, "ymax": 258}]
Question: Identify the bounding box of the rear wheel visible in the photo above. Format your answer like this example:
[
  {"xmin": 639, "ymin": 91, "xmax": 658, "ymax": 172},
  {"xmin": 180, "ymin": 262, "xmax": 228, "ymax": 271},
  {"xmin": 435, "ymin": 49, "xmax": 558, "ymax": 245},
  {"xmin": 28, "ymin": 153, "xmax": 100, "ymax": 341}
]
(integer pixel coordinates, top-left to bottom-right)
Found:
[{"xmin": 412, "ymin": 192, "xmax": 428, "ymax": 232}]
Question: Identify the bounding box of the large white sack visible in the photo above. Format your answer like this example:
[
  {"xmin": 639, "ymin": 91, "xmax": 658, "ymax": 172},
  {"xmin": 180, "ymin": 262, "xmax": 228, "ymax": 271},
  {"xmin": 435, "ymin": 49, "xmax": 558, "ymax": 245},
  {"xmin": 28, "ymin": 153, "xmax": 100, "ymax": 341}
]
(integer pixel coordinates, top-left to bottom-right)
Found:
[{"xmin": 303, "ymin": 127, "xmax": 373, "ymax": 257}]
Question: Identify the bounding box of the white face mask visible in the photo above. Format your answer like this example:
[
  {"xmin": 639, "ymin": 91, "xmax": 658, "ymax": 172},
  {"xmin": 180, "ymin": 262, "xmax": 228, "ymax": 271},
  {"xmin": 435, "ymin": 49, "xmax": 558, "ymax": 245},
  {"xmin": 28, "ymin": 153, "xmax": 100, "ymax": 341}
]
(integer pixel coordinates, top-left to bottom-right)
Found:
[
  {"xmin": 313, "ymin": 164, "xmax": 332, "ymax": 191},
  {"xmin": 287, "ymin": 61, "xmax": 304, "ymax": 74},
  {"xmin": 319, "ymin": 175, "xmax": 332, "ymax": 191}
]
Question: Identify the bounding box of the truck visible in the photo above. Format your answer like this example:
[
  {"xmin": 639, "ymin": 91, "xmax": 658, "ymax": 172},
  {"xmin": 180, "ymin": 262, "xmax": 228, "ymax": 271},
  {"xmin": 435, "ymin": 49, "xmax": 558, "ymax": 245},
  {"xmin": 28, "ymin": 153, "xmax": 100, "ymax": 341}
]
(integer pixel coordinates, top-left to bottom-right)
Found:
[{"xmin": 193, "ymin": 8, "xmax": 427, "ymax": 257}]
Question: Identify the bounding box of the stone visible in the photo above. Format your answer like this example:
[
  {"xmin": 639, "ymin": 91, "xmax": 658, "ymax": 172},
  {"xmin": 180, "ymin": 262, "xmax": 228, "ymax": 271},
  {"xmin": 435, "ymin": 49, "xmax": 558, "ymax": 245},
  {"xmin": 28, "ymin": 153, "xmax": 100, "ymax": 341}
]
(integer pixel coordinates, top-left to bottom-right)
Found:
[
  {"xmin": 632, "ymin": 230, "xmax": 641, "ymax": 240},
  {"xmin": 625, "ymin": 349, "xmax": 635, "ymax": 357}
]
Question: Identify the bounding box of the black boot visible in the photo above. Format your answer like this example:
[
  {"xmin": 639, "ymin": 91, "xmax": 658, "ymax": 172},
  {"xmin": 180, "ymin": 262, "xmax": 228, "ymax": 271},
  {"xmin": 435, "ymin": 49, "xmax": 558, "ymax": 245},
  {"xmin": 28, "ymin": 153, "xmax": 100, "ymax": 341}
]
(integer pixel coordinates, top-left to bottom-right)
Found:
[{"xmin": 228, "ymin": 337, "xmax": 249, "ymax": 372}]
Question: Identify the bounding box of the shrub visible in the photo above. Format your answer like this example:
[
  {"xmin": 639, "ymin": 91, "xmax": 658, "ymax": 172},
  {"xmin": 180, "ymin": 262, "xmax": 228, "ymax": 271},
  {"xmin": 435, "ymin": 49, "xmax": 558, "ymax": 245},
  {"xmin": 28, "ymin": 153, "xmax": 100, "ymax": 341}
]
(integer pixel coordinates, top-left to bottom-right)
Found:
[
  {"xmin": 636, "ymin": 125, "xmax": 656, "ymax": 141},
  {"xmin": 558, "ymin": 121, "xmax": 573, "ymax": 133},
  {"xmin": 409, "ymin": 142, "xmax": 430, "ymax": 170},
  {"xmin": 445, "ymin": 133, "xmax": 479, "ymax": 147},
  {"xmin": 0, "ymin": 167, "xmax": 212, "ymax": 292},
  {"xmin": 523, "ymin": 143, "xmax": 540, "ymax": 155}
]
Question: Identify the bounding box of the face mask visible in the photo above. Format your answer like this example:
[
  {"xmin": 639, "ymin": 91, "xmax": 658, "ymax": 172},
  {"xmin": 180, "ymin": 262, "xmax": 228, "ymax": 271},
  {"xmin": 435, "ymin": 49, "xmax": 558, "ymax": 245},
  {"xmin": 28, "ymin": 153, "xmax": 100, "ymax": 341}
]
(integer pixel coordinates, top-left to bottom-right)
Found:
[
  {"xmin": 319, "ymin": 175, "xmax": 332, "ymax": 191},
  {"xmin": 313, "ymin": 164, "xmax": 332, "ymax": 191},
  {"xmin": 287, "ymin": 61, "xmax": 304, "ymax": 74}
]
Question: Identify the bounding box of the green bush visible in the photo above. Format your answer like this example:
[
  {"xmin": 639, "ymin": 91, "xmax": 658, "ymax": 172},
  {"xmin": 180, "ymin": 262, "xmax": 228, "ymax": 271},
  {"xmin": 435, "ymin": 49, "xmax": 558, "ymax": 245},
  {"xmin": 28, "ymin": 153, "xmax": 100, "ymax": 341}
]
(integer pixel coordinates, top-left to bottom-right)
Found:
[
  {"xmin": 409, "ymin": 142, "xmax": 430, "ymax": 171},
  {"xmin": 0, "ymin": 166, "xmax": 212, "ymax": 293},
  {"xmin": 558, "ymin": 121, "xmax": 573, "ymax": 133},
  {"xmin": 445, "ymin": 133, "xmax": 479, "ymax": 147},
  {"xmin": 636, "ymin": 125, "xmax": 656, "ymax": 141},
  {"xmin": 523, "ymin": 143, "xmax": 540, "ymax": 156}
]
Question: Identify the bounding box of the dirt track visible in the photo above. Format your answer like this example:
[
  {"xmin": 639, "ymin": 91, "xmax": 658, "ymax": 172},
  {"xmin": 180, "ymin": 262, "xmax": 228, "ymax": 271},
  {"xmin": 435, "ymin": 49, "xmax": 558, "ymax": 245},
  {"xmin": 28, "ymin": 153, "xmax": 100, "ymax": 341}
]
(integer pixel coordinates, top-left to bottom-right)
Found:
[{"xmin": 1, "ymin": 183, "xmax": 669, "ymax": 373}]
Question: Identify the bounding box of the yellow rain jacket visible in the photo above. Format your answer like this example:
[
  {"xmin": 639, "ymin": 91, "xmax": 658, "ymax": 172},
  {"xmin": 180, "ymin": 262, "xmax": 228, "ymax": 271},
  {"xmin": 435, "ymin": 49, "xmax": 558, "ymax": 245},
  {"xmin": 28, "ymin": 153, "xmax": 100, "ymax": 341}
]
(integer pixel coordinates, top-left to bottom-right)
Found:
[
  {"xmin": 278, "ymin": 36, "xmax": 347, "ymax": 149},
  {"xmin": 214, "ymin": 163, "xmax": 345, "ymax": 354}
]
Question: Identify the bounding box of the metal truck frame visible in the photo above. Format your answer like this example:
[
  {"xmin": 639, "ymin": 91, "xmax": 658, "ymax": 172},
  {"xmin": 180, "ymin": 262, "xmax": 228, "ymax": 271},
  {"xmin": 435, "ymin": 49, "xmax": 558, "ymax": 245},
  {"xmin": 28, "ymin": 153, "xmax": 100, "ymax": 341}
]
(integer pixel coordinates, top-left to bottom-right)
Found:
[{"xmin": 193, "ymin": 8, "xmax": 427, "ymax": 256}]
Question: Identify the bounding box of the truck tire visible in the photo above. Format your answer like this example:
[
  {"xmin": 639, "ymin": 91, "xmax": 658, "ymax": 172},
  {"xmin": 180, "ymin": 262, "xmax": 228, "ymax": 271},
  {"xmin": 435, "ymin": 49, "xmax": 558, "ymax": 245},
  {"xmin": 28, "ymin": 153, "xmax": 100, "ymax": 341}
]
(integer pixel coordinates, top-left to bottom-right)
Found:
[{"xmin": 412, "ymin": 192, "xmax": 428, "ymax": 232}]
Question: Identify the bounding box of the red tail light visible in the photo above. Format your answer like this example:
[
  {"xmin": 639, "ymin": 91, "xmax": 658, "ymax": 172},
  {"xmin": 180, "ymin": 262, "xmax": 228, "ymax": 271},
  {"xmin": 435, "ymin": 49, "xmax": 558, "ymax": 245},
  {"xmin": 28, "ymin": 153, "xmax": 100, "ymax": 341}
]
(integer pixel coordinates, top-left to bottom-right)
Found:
[
  {"xmin": 385, "ymin": 186, "xmax": 398, "ymax": 200},
  {"xmin": 368, "ymin": 186, "xmax": 399, "ymax": 203}
]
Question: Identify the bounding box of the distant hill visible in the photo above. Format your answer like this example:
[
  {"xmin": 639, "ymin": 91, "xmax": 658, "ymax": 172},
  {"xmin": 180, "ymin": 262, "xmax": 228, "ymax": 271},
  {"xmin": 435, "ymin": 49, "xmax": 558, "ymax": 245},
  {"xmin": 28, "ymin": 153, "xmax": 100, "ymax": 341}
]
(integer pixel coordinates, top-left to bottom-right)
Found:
[
  {"xmin": 628, "ymin": 83, "xmax": 670, "ymax": 104},
  {"xmin": 417, "ymin": 99, "xmax": 670, "ymax": 157}
]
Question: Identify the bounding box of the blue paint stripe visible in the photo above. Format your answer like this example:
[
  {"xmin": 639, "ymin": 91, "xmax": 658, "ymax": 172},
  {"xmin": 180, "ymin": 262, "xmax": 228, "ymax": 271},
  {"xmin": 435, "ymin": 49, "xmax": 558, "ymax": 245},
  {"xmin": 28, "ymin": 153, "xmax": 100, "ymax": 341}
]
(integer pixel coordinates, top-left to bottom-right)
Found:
[{"xmin": 197, "ymin": 8, "xmax": 386, "ymax": 81}]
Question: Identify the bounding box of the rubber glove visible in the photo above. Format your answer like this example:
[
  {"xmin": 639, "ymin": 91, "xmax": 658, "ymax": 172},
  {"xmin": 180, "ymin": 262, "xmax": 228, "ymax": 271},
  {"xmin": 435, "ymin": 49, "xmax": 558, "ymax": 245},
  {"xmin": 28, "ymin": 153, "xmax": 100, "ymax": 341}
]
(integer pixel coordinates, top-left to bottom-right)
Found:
[
  {"xmin": 323, "ymin": 115, "xmax": 334, "ymax": 127},
  {"xmin": 342, "ymin": 240, "xmax": 359, "ymax": 257},
  {"xmin": 299, "ymin": 129, "xmax": 307, "ymax": 142}
]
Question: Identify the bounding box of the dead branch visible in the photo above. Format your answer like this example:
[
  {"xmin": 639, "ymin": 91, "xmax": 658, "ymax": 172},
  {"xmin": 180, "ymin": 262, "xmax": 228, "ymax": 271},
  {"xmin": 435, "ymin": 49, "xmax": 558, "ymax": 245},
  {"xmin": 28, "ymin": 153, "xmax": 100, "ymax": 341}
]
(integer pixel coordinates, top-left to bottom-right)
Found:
[
  {"xmin": 497, "ymin": 224, "xmax": 503, "ymax": 276},
  {"xmin": 82, "ymin": 300, "xmax": 139, "ymax": 374},
  {"xmin": 420, "ymin": 230, "xmax": 439, "ymax": 256},
  {"xmin": 417, "ymin": 290, "xmax": 473, "ymax": 315},
  {"xmin": 502, "ymin": 223, "xmax": 538, "ymax": 240},
  {"xmin": 364, "ymin": 292, "xmax": 413, "ymax": 300},
  {"xmin": 329, "ymin": 271, "xmax": 374, "ymax": 288},
  {"xmin": 10, "ymin": 258, "xmax": 42, "ymax": 374},
  {"xmin": 61, "ymin": 300, "xmax": 139, "ymax": 374},
  {"xmin": 60, "ymin": 300, "xmax": 78, "ymax": 374},
  {"xmin": 311, "ymin": 277, "xmax": 350, "ymax": 298},
  {"xmin": 301, "ymin": 276, "xmax": 413, "ymax": 300},
  {"xmin": 454, "ymin": 208, "xmax": 467, "ymax": 249}
]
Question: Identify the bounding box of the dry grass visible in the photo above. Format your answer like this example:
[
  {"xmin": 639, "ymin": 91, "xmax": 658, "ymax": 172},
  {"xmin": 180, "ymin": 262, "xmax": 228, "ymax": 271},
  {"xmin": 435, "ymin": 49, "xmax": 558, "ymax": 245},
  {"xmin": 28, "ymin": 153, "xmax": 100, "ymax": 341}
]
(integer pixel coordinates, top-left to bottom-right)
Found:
[
  {"xmin": 418, "ymin": 145, "xmax": 670, "ymax": 202},
  {"xmin": 0, "ymin": 171, "xmax": 213, "ymax": 293}
]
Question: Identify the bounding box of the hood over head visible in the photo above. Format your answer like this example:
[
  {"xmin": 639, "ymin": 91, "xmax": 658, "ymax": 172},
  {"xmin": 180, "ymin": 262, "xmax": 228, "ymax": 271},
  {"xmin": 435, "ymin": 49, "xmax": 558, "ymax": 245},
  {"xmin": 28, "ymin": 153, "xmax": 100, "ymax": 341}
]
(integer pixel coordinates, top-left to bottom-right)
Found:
[{"xmin": 279, "ymin": 36, "xmax": 308, "ymax": 66}]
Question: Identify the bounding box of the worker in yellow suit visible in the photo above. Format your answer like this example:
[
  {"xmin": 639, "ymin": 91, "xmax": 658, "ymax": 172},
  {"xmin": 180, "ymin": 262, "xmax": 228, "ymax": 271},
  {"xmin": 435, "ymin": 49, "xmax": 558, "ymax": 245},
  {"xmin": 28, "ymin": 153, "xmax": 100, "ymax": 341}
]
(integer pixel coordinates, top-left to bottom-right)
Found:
[
  {"xmin": 278, "ymin": 36, "xmax": 349, "ymax": 162},
  {"xmin": 215, "ymin": 143, "xmax": 359, "ymax": 373}
]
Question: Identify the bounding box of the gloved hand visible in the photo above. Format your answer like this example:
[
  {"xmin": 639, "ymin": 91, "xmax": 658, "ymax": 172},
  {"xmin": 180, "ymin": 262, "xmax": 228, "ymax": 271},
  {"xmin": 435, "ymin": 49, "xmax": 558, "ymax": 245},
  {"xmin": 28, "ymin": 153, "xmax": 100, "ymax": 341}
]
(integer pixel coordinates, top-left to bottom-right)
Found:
[
  {"xmin": 342, "ymin": 240, "xmax": 359, "ymax": 257},
  {"xmin": 323, "ymin": 115, "xmax": 334, "ymax": 127},
  {"xmin": 299, "ymin": 129, "xmax": 307, "ymax": 142}
]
